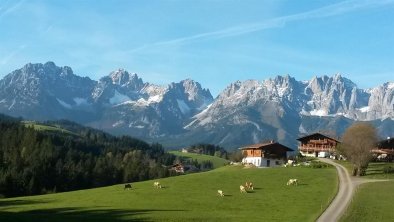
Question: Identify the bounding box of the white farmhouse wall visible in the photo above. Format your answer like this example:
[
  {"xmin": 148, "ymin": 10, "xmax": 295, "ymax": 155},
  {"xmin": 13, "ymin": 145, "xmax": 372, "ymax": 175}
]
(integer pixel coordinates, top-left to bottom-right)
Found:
[
  {"xmin": 300, "ymin": 151, "xmax": 317, "ymax": 157},
  {"xmin": 242, "ymin": 157, "xmax": 285, "ymax": 167}
]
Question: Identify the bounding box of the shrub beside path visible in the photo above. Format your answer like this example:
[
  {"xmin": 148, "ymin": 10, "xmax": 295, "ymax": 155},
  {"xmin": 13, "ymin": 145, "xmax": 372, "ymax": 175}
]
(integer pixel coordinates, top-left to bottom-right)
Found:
[{"xmin": 316, "ymin": 158, "xmax": 389, "ymax": 222}]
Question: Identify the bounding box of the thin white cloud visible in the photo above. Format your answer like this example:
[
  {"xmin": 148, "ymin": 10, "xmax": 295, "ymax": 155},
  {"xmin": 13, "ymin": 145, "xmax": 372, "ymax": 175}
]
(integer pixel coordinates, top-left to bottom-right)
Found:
[
  {"xmin": 0, "ymin": 0, "xmax": 25, "ymax": 20},
  {"xmin": 0, "ymin": 44, "xmax": 26, "ymax": 65},
  {"xmin": 129, "ymin": 0, "xmax": 394, "ymax": 53}
]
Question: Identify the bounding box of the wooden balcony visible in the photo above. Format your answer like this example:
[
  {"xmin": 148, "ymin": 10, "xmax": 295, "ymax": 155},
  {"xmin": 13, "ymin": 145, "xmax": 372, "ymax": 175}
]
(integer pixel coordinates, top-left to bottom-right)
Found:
[{"xmin": 298, "ymin": 145, "xmax": 335, "ymax": 152}]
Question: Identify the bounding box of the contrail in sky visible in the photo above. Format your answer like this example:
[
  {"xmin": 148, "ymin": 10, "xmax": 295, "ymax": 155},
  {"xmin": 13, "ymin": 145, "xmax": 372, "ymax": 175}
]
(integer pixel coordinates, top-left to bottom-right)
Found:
[
  {"xmin": 129, "ymin": 0, "xmax": 394, "ymax": 53},
  {"xmin": 0, "ymin": 0, "xmax": 25, "ymax": 20}
]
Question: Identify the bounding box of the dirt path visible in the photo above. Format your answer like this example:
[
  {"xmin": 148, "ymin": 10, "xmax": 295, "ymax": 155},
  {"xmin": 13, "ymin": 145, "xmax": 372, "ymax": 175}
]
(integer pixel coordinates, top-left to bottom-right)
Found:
[{"xmin": 316, "ymin": 158, "xmax": 389, "ymax": 222}]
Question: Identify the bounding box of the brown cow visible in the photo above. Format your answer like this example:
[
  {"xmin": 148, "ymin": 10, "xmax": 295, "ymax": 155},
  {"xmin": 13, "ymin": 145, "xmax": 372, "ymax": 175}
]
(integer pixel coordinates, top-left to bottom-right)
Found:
[{"xmin": 124, "ymin": 183, "xmax": 132, "ymax": 190}]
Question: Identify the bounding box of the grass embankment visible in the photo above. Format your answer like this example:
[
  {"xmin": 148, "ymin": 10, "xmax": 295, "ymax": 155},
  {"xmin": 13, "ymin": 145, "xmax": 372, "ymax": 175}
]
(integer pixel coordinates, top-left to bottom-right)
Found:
[
  {"xmin": 23, "ymin": 121, "xmax": 78, "ymax": 136},
  {"xmin": 335, "ymin": 161, "xmax": 394, "ymax": 221},
  {"xmin": 341, "ymin": 181, "xmax": 394, "ymax": 222},
  {"xmin": 0, "ymin": 166, "xmax": 337, "ymax": 222},
  {"xmin": 336, "ymin": 160, "xmax": 394, "ymax": 179},
  {"xmin": 169, "ymin": 151, "xmax": 229, "ymax": 169}
]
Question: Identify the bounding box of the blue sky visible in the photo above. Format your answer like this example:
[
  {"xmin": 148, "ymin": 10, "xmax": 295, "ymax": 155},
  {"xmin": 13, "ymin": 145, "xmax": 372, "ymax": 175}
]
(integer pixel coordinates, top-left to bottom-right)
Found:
[{"xmin": 0, "ymin": 0, "xmax": 393, "ymax": 96}]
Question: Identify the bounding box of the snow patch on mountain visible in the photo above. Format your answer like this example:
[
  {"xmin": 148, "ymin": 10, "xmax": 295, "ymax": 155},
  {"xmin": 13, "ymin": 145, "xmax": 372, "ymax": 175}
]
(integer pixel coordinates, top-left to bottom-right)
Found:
[
  {"xmin": 73, "ymin": 97, "xmax": 89, "ymax": 106},
  {"xmin": 110, "ymin": 90, "xmax": 131, "ymax": 105},
  {"xmin": 112, "ymin": 120, "xmax": 124, "ymax": 127},
  {"xmin": 310, "ymin": 109, "xmax": 328, "ymax": 116},
  {"xmin": 148, "ymin": 95, "xmax": 162, "ymax": 103},
  {"xmin": 57, "ymin": 98, "xmax": 72, "ymax": 109},
  {"xmin": 8, "ymin": 99, "xmax": 16, "ymax": 110},
  {"xmin": 358, "ymin": 106, "xmax": 370, "ymax": 113},
  {"xmin": 246, "ymin": 120, "xmax": 262, "ymax": 132},
  {"xmin": 177, "ymin": 99, "xmax": 190, "ymax": 114}
]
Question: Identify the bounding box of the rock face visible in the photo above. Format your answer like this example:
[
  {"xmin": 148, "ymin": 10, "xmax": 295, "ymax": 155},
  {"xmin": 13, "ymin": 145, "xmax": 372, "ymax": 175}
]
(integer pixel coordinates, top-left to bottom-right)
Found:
[
  {"xmin": 0, "ymin": 62, "xmax": 393, "ymax": 149},
  {"xmin": 0, "ymin": 62, "xmax": 96, "ymax": 122}
]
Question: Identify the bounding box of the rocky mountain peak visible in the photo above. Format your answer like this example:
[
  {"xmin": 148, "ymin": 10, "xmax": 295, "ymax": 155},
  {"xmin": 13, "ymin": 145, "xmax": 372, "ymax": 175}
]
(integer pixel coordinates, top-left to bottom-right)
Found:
[
  {"xmin": 109, "ymin": 69, "xmax": 143, "ymax": 87},
  {"xmin": 179, "ymin": 79, "xmax": 213, "ymax": 102},
  {"xmin": 0, "ymin": 63, "xmax": 393, "ymax": 149},
  {"xmin": 219, "ymin": 80, "xmax": 242, "ymax": 98}
]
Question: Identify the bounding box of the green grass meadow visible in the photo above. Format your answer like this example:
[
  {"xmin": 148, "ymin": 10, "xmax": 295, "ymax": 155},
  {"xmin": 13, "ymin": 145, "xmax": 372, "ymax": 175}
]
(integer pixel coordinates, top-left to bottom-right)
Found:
[
  {"xmin": 169, "ymin": 151, "xmax": 230, "ymax": 169},
  {"xmin": 0, "ymin": 166, "xmax": 337, "ymax": 222},
  {"xmin": 335, "ymin": 160, "xmax": 394, "ymax": 221},
  {"xmin": 341, "ymin": 181, "xmax": 394, "ymax": 222},
  {"xmin": 335, "ymin": 160, "xmax": 394, "ymax": 179},
  {"xmin": 23, "ymin": 121, "xmax": 78, "ymax": 136}
]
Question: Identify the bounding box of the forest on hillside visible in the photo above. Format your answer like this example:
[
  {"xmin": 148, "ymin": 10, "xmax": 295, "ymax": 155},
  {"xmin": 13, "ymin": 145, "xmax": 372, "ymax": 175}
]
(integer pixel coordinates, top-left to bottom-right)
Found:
[{"xmin": 0, "ymin": 115, "xmax": 176, "ymax": 197}]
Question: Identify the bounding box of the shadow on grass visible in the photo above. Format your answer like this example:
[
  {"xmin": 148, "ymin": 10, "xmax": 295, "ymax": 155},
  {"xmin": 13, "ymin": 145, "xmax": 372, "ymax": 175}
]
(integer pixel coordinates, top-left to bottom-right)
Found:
[
  {"xmin": 0, "ymin": 207, "xmax": 187, "ymax": 222},
  {"xmin": 0, "ymin": 199, "xmax": 184, "ymax": 222},
  {"xmin": 0, "ymin": 199, "xmax": 53, "ymax": 208},
  {"xmin": 366, "ymin": 171, "xmax": 384, "ymax": 176}
]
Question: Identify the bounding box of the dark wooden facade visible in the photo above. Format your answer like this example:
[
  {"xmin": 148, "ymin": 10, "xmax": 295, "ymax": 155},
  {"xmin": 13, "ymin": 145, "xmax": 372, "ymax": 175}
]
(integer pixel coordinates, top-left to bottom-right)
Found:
[
  {"xmin": 297, "ymin": 133, "xmax": 340, "ymax": 157},
  {"xmin": 372, "ymin": 137, "xmax": 394, "ymax": 161},
  {"xmin": 240, "ymin": 141, "xmax": 293, "ymax": 159}
]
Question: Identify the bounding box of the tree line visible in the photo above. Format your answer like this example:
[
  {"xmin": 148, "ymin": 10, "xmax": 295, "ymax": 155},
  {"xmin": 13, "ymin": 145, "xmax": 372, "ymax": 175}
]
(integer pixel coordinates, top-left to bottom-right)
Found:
[
  {"xmin": 0, "ymin": 117, "xmax": 176, "ymax": 197},
  {"xmin": 186, "ymin": 143, "xmax": 228, "ymax": 158}
]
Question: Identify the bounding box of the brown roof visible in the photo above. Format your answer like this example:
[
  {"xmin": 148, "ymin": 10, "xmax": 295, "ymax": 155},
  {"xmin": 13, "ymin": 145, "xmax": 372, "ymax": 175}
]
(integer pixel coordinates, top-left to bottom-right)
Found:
[
  {"xmin": 239, "ymin": 141, "xmax": 293, "ymax": 151},
  {"xmin": 372, "ymin": 149, "xmax": 394, "ymax": 155},
  {"xmin": 377, "ymin": 137, "xmax": 394, "ymax": 149},
  {"xmin": 297, "ymin": 133, "xmax": 340, "ymax": 143}
]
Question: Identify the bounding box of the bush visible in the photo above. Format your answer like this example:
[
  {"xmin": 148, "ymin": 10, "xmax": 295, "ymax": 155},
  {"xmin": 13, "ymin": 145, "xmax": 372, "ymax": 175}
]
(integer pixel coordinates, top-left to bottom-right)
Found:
[
  {"xmin": 383, "ymin": 166, "xmax": 394, "ymax": 174},
  {"xmin": 292, "ymin": 154, "xmax": 316, "ymax": 163},
  {"xmin": 309, "ymin": 161, "xmax": 331, "ymax": 168}
]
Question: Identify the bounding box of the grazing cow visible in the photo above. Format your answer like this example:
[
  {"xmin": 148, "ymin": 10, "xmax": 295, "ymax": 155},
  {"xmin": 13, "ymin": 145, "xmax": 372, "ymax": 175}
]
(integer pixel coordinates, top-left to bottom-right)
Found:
[
  {"xmin": 240, "ymin": 185, "xmax": 247, "ymax": 193},
  {"xmin": 286, "ymin": 179, "xmax": 298, "ymax": 186},
  {"xmin": 153, "ymin": 181, "xmax": 162, "ymax": 189},
  {"xmin": 245, "ymin": 182, "xmax": 254, "ymax": 190},
  {"xmin": 124, "ymin": 183, "xmax": 132, "ymax": 190},
  {"xmin": 217, "ymin": 190, "xmax": 224, "ymax": 197}
]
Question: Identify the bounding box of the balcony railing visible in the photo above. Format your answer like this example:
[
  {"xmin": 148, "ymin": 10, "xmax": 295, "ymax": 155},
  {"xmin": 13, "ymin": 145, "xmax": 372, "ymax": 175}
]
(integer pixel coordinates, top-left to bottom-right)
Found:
[{"xmin": 298, "ymin": 145, "xmax": 335, "ymax": 152}]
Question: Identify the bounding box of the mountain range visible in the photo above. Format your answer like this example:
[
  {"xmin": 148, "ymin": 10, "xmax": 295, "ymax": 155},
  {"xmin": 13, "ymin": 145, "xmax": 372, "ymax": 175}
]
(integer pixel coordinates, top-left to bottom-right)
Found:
[{"xmin": 0, "ymin": 62, "xmax": 393, "ymax": 149}]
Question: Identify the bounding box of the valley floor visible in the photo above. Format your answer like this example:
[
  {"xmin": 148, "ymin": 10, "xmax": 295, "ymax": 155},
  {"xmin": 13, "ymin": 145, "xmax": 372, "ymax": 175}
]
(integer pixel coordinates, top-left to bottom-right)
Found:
[{"xmin": 0, "ymin": 166, "xmax": 337, "ymax": 222}]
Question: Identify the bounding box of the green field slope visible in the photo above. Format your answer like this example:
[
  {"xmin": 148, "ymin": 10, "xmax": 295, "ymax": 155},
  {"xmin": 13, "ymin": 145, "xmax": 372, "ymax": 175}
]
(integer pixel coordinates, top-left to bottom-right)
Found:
[
  {"xmin": 341, "ymin": 181, "xmax": 394, "ymax": 222},
  {"xmin": 169, "ymin": 151, "xmax": 229, "ymax": 169},
  {"xmin": 0, "ymin": 166, "xmax": 337, "ymax": 222},
  {"xmin": 23, "ymin": 121, "xmax": 78, "ymax": 136}
]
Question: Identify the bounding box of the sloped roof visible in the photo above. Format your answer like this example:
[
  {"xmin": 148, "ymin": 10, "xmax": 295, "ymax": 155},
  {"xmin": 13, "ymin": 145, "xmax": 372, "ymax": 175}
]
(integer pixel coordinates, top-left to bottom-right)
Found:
[
  {"xmin": 297, "ymin": 133, "xmax": 340, "ymax": 143},
  {"xmin": 377, "ymin": 137, "xmax": 394, "ymax": 149},
  {"xmin": 239, "ymin": 141, "xmax": 293, "ymax": 151}
]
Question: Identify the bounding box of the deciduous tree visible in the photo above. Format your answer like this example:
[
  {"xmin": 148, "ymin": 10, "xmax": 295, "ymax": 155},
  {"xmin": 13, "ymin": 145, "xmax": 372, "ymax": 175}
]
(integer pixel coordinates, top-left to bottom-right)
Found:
[{"xmin": 341, "ymin": 123, "xmax": 377, "ymax": 176}]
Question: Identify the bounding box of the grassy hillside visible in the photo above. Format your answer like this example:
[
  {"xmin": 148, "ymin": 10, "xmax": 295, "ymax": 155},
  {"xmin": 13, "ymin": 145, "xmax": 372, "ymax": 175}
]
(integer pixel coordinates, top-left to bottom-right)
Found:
[
  {"xmin": 169, "ymin": 151, "xmax": 229, "ymax": 169},
  {"xmin": 340, "ymin": 181, "xmax": 394, "ymax": 222},
  {"xmin": 336, "ymin": 160, "xmax": 394, "ymax": 179},
  {"xmin": 23, "ymin": 121, "xmax": 78, "ymax": 136},
  {"xmin": 0, "ymin": 165, "xmax": 337, "ymax": 222}
]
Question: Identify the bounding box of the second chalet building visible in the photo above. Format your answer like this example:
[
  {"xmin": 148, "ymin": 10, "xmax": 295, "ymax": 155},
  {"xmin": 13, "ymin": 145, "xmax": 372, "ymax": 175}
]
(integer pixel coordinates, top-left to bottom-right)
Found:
[
  {"xmin": 240, "ymin": 141, "xmax": 293, "ymax": 167},
  {"xmin": 297, "ymin": 133, "xmax": 340, "ymax": 157},
  {"xmin": 372, "ymin": 137, "xmax": 394, "ymax": 161}
]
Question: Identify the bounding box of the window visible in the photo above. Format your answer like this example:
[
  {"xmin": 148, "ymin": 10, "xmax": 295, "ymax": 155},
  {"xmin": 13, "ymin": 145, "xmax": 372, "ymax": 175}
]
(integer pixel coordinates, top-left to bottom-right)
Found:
[{"xmin": 275, "ymin": 161, "xmax": 280, "ymax": 165}]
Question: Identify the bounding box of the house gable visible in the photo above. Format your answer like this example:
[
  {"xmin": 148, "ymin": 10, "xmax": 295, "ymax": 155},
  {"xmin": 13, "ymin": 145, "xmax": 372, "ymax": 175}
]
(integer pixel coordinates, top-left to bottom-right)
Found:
[{"xmin": 297, "ymin": 133, "xmax": 340, "ymax": 157}]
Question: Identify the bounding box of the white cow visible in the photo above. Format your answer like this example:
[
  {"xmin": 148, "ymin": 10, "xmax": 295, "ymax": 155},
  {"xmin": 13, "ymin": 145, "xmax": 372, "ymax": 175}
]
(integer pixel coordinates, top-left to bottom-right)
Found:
[
  {"xmin": 245, "ymin": 182, "xmax": 254, "ymax": 190},
  {"xmin": 153, "ymin": 181, "xmax": 162, "ymax": 189},
  {"xmin": 240, "ymin": 185, "xmax": 247, "ymax": 193},
  {"xmin": 286, "ymin": 179, "xmax": 298, "ymax": 186},
  {"xmin": 217, "ymin": 190, "xmax": 224, "ymax": 197}
]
